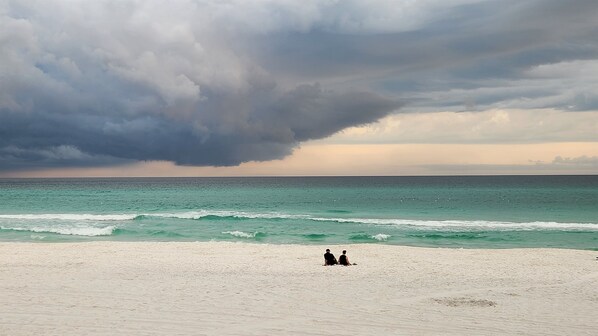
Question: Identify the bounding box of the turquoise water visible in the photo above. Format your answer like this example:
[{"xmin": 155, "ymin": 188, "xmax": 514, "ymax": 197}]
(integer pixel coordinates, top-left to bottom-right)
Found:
[{"xmin": 0, "ymin": 176, "xmax": 597, "ymax": 249}]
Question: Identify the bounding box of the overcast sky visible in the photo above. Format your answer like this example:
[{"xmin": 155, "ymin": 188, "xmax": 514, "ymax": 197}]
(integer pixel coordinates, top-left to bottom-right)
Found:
[{"xmin": 1, "ymin": 0, "xmax": 597, "ymax": 176}]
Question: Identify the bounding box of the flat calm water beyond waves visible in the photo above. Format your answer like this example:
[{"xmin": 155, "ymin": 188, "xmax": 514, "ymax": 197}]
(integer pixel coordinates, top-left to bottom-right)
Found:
[{"xmin": 0, "ymin": 176, "xmax": 597, "ymax": 249}]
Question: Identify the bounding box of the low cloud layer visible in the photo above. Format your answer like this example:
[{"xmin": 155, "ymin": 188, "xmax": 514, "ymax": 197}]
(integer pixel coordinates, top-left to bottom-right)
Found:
[
  {"xmin": 324, "ymin": 109, "xmax": 598, "ymax": 144},
  {"xmin": 425, "ymin": 155, "xmax": 598, "ymax": 175},
  {"xmin": 1, "ymin": 0, "xmax": 597, "ymax": 170},
  {"xmin": 551, "ymin": 155, "xmax": 598, "ymax": 167}
]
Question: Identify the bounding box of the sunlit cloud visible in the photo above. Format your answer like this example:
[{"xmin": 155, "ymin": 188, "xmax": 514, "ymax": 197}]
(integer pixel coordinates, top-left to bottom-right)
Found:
[{"xmin": 326, "ymin": 109, "xmax": 598, "ymax": 144}]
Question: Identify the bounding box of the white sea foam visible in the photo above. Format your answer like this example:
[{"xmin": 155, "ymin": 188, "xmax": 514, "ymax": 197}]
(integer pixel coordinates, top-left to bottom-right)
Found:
[
  {"xmin": 0, "ymin": 214, "xmax": 136, "ymax": 221},
  {"xmin": 1, "ymin": 225, "xmax": 116, "ymax": 236},
  {"xmin": 371, "ymin": 233, "xmax": 391, "ymax": 241},
  {"xmin": 222, "ymin": 230, "xmax": 258, "ymax": 238},
  {"xmin": 309, "ymin": 217, "xmax": 598, "ymax": 231},
  {"xmin": 147, "ymin": 212, "xmax": 598, "ymax": 231},
  {"xmin": 2, "ymin": 211, "xmax": 597, "ymax": 232}
]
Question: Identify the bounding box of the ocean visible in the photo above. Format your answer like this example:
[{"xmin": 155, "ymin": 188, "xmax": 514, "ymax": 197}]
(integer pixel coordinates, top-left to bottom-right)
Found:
[{"xmin": 0, "ymin": 176, "xmax": 597, "ymax": 249}]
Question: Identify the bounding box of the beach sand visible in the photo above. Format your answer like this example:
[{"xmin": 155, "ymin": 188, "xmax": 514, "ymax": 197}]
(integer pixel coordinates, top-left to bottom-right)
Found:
[{"xmin": 1, "ymin": 242, "xmax": 597, "ymax": 335}]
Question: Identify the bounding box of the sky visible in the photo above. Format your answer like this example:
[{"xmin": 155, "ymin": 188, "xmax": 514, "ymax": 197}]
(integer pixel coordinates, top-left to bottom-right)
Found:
[{"xmin": 1, "ymin": 0, "xmax": 597, "ymax": 177}]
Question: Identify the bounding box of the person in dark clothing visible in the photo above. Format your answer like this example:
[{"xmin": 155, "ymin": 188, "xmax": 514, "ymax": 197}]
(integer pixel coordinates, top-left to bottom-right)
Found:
[
  {"xmin": 338, "ymin": 250, "xmax": 352, "ymax": 266},
  {"xmin": 324, "ymin": 248, "xmax": 338, "ymax": 266}
]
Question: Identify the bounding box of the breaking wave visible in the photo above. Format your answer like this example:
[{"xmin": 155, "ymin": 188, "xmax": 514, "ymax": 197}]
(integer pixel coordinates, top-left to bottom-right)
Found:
[
  {"xmin": 222, "ymin": 230, "xmax": 263, "ymax": 239},
  {"xmin": 310, "ymin": 217, "xmax": 598, "ymax": 231},
  {"xmin": 1, "ymin": 211, "xmax": 597, "ymax": 232},
  {"xmin": 0, "ymin": 214, "xmax": 136, "ymax": 221},
  {"xmin": 371, "ymin": 233, "xmax": 391, "ymax": 241},
  {"xmin": 349, "ymin": 233, "xmax": 391, "ymax": 241},
  {"xmin": 0, "ymin": 225, "xmax": 116, "ymax": 236}
]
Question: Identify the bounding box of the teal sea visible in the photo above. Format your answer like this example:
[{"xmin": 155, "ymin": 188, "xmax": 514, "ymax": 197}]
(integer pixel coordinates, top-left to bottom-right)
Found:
[{"xmin": 0, "ymin": 176, "xmax": 597, "ymax": 249}]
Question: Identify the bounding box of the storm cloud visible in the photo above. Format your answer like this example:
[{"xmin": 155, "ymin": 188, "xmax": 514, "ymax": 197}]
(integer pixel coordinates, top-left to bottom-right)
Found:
[{"xmin": 1, "ymin": 0, "xmax": 597, "ymax": 170}]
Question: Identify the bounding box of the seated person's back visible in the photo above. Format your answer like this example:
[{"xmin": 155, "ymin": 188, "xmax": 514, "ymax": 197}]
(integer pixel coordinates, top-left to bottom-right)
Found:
[
  {"xmin": 338, "ymin": 254, "xmax": 348, "ymax": 265},
  {"xmin": 324, "ymin": 249, "xmax": 337, "ymax": 265},
  {"xmin": 338, "ymin": 250, "xmax": 351, "ymax": 266}
]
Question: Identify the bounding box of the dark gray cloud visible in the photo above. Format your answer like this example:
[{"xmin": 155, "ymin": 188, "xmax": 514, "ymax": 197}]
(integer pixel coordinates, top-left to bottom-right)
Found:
[
  {"xmin": 246, "ymin": 0, "xmax": 598, "ymax": 111},
  {"xmin": 1, "ymin": 0, "xmax": 597, "ymax": 170},
  {"xmin": 0, "ymin": 81, "xmax": 399, "ymax": 168},
  {"xmin": 0, "ymin": 0, "xmax": 401, "ymax": 170}
]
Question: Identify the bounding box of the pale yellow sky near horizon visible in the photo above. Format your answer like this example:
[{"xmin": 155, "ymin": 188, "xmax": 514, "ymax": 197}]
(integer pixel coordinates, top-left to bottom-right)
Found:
[
  {"xmin": 3, "ymin": 109, "xmax": 597, "ymax": 177},
  {"xmin": 4, "ymin": 142, "xmax": 597, "ymax": 177}
]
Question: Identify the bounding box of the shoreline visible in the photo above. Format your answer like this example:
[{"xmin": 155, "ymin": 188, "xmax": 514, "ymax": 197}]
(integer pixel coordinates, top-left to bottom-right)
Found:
[
  {"xmin": 2, "ymin": 239, "xmax": 598, "ymax": 251},
  {"xmin": 1, "ymin": 242, "xmax": 597, "ymax": 335}
]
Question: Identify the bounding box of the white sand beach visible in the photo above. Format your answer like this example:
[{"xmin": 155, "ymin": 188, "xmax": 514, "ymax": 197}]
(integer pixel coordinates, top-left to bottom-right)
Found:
[{"xmin": 1, "ymin": 242, "xmax": 597, "ymax": 335}]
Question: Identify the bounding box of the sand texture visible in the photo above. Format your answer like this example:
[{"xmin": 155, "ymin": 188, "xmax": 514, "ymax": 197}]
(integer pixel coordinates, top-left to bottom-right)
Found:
[{"xmin": 1, "ymin": 242, "xmax": 597, "ymax": 335}]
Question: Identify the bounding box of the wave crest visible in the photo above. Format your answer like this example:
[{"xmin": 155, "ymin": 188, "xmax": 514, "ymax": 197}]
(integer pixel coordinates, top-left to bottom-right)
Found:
[
  {"xmin": 371, "ymin": 233, "xmax": 391, "ymax": 241},
  {"xmin": 222, "ymin": 230, "xmax": 261, "ymax": 238},
  {"xmin": 0, "ymin": 214, "xmax": 136, "ymax": 221},
  {"xmin": 2, "ymin": 211, "xmax": 597, "ymax": 232},
  {"xmin": 311, "ymin": 217, "xmax": 598, "ymax": 231},
  {"xmin": 1, "ymin": 225, "xmax": 116, "ymax": 236}
]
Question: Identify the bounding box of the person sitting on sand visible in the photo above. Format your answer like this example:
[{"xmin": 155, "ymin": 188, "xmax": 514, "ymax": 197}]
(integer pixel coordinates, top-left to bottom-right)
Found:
[
  {"xmin": 338, "ymin": 250, "xmax": 352, "ymax": 266},
  {"xmin": 324, "ymin": 248, "xmax": 338, "ymax": 266}
]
